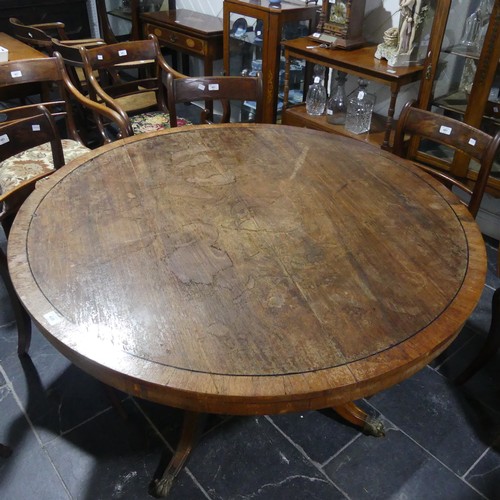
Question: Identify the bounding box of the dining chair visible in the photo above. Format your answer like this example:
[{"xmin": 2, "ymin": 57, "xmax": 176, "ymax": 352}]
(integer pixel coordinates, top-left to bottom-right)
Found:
[
  {"xmin": 9, "ymin": 17, "xmax": 104, "ymax": 55},
  {"xmin": 164, "ymin": 72, "xmax": 264, "ymax": 127},
  {"xmin": 0, "ymin": 106, "xmax": 65, "ymax": 355},
  {"xmin": 0, "ymin": 55, "xmax": 128, "ymax": 148},
  {"xmin": 51, "ymin": 37, "xmax": 107, "ymax": 95},
  {"xmin": 393, "ymin": 99, "xmax": 500, "ymax": 383},
  {"xmin": 79, "ymin": 34, "xmax": 191, "ymax": 142}
]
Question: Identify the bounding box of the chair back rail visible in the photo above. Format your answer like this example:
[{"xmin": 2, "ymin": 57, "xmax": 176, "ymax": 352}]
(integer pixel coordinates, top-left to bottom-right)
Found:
[
  {"xmin": 393, "ymin": 100, "xmax": 500, "ymax": 217},
  {"xmin": 165, "ymin": 72, "xmax": 264, "ymax": 126}
]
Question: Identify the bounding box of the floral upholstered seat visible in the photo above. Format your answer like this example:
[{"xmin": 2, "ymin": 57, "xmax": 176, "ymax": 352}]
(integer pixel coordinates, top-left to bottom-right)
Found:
[
  {"xmin": 130, "ymin": 111, "xmax": 191, "ymax": 135},
  {"xmin": 0, "ymin": 139, "xmax": 90, "ymax": 198}
]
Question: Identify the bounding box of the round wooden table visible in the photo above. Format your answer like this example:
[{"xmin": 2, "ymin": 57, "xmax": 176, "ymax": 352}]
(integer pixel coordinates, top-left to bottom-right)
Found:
[{"xmin": 8, "ymin": 124, "xmax": 486, "ymax": 495}]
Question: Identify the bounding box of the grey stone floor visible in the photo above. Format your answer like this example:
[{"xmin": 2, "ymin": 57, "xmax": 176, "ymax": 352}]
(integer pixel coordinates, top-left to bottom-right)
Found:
[{"xmin": 1, "ymin": 231, "xmax": 499, "ymax": 500}]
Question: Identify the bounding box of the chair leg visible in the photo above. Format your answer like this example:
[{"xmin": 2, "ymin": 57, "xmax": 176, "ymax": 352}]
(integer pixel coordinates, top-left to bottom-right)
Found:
[
  {"xmin": 0, "ymin": 246, "xmax": 32, "ymax": 355},
  {"xmin": 455, "ymin": 288, "xmax": 500, "ymax": 385}
]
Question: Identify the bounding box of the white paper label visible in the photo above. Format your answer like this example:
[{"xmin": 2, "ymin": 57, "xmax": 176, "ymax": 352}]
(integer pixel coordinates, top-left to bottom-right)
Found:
[
  {"xmin": 32, "ymin": 124, "xmax": 41, "ymax": 132},
  {"xmin": 97, "ymin": 54, "xmax": 103, "ymax": 60},
  {"xmin": 312, "ymin": 32, "xmax": 321, "ymax": 38},
  {"xmin": 439, "ymin": 125, "xmax": 452, "ymax": 135},
  {"xmin": 0, "ymin": 134, "xmax": 10, "ymax": 145},
  {"xmin": 313, "ymin": 76, "xmax": 320, "ymax": 83},
  {"xmin": 208, "ymin": 83, "xmax": 220, "ymax": 91},
  {"xmin": 357, "ymin": 91, "xmax": 365, "ymax": 99},
  {"xmin": 198, "ymin": 83, "xmax": 206, "ymax": 91},
  {"xmin": 118, "ymin": 49, "xmax": 127, "ymax": 57},
  {"xmin": 11, "ymin": 70, "xmax": 22, "ymax": 78},
  {"xmin": 44, "ymin": 310, "xmax": 63, "ymax": 326},
  {"xmin": 468, "ymin": 137, "xmax": 477, "ymax": 146},
  {"xmin": 327, "ymin": 109, "xmax": 333, "ymax": 115}
]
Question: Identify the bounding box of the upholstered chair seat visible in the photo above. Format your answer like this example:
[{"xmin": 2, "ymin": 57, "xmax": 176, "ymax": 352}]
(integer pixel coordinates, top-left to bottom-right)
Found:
[
  {"xmin": 130, "ymin": 111, "xmax": 191, "ymax": 135},
  {"xmin": 0, "ymin": 140, "xmax": 90, "ymax": 197}
]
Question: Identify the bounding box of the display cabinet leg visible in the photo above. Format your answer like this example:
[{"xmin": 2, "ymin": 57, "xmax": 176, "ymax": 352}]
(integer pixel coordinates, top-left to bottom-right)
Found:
[
  {"xmin": 149, "ymin": 411, "xmax": 206, "ymax": 498},
  {"xmin": 332, "ymin": 401, "xmax": 385, "ymax": 437}
]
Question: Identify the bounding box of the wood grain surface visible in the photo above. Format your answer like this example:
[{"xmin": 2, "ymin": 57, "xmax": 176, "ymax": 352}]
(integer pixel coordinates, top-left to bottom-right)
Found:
[
  {"xmin": 8, "ymin": 124, "xmax": 486, "ymax": 415},
  {"xmin": 0, "ymin": 32, "xmax": 47, "ymax": 61}
]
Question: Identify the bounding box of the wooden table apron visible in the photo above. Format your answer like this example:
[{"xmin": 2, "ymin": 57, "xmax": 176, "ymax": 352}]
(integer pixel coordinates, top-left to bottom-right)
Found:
[{"xmin": 8, "ymin": 124, "xmax": 486, "ymax": 416}]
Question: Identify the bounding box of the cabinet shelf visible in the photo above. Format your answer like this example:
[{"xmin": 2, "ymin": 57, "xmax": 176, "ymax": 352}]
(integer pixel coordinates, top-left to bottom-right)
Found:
[
  {"xmin": 433, "ymin": 90, "xmax": 500, "ymax": 125},
  {"xmin": 282, "ymin": 104, "xmax": 387, "ymax": 147}
]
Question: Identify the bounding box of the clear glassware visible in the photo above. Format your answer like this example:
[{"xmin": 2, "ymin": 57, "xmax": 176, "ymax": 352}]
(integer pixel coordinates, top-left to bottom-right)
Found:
[
  {"xmin": 460, "ymin": 9, "xmax": 481, "ymax": 49},
  {"xmin": 326, "ymin": 71, "xmax": 348, "ymax": 125},
  {"xmin": 345, "ymin": 79, "xmax": 376, "ymax": 134},
  {"xmin": 305, "ymin": 65, "xmax": 327, "ymax": 116}
]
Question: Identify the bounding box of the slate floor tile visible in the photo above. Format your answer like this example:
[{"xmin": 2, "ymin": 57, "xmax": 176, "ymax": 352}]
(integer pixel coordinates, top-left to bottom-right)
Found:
[
  {"xmin": 1, "ymin": 385, "xmax": 71, "ymax": 499},
  {"xmin": 183, "ymin": 415, "xmax": 347, "ymax": 500},
  {"xmin": 2, "ymin": 348, "xmax": 115, "ymax": 445},
  {"xmin": 368, "ymin": 366, "xmax": 493, "ymax": 476},
  {"xmin": 44, "ymin": 399, "xmax": 207, "ymax": 499},
  {"xmin": 466, "ymin": 447, "xmax": 500, "ymax": 500},
  {"xmin": 324, "ymin": 427, "xmax": 484, "ymax": 499},
  {"xmin": 269, "ymin": 409, "xmax": 361, "ymax": 465}
]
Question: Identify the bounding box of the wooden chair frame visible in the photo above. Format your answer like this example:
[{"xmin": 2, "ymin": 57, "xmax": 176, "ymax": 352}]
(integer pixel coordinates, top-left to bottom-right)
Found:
[
  {"xmin": 165, "ymin": 72, "xmax": 264, "ymax": 127},
  {"xmin": 79, "ymin": 34, "xmax": 184, "ymax": 140},
  {"xmin": 393, "ymin": 100, "xmax": 500, "ymax": 384},
  {"xmin": 393, "ymin": 100, "xmax": 500, "ymax": 218},
  {"xmin": 0, "ymin": 106, "xmax": 64, "ymax": 355},
  {"xmin": 0, "ymin": 55, "xmax": 128, "ymax": 146}
]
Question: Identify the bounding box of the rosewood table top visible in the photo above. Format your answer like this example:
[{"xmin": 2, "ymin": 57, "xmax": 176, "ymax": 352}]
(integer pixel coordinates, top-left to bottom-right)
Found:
[{"xmin": 8, "ymin": 124, "xmax": 486, "ymax": 416}]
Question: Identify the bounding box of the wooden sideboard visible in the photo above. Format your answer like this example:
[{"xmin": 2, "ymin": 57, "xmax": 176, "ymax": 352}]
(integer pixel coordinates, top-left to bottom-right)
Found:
[
  {"xmin": 281, "ymin": 38, "xmax": 424, "ymax": 149},
  {"xmin": 141, "ymin": 9, "xmax": 223, "ymax": 77}
]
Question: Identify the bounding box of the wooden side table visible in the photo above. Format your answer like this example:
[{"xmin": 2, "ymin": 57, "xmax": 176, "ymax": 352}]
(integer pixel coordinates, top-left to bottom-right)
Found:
[
  {"xmin": 281, "ymin": 38, "xmax": 424, "ymax": 149},
  {"xmin": 141, "ymin": 9, "xmax": 223, "ymax": 77}
]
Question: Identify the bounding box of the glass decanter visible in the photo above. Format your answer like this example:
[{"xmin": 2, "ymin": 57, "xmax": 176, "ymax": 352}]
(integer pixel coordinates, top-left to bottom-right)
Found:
[
  {"xmin": 305, "ymin": 65, "xmax": 327, "ymax": 116},
  {"xmin": 326, "ymin": 71, "xmax": 348, "ymax": 125},
  {"xmin": 345, "ymin": 79, "xmax": 376, "ymax": 134}
]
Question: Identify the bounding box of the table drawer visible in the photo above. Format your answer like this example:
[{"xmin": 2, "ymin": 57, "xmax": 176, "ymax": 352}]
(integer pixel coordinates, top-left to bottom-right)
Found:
[{"xmin": 144, "ymin": 24, "xmax": 206, "ymax": 55}]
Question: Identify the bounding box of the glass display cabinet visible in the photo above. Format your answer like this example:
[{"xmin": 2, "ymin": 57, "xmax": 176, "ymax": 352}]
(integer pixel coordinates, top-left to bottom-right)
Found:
[
  {"xmin": 223, "ymin": 0, "xmax": 319, "ymax": 123},
  {"xmin": 416, "ymin": 0, "xmax": 500, "ymax": 194}
]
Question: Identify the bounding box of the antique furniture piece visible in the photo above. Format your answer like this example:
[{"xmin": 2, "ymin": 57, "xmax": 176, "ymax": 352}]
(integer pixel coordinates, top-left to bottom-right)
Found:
[
  {"xmin": 8, "ymin": 17, "xmax": 102, "ymax": 55},
  {"xmin": 0, "ymin": 106, "xmax": 65, "ymax": 237},
  {"xmin": 313, "ymin": 0, "xmax": 365, "ymax": 49},
  {"xmin": 393, "ymin": 100, "xmax": 500, "ymax": 217},
  {"xmin": 416, "ymin": 0, "xmax": 500, "ymax": 194},
  {"xmin": 79, "ymin": 35, "xmax": 187, "ymax": 142},
  {"xmin": 165, "ymin": 72, "xmax": 264, "ymax": 126},
  {"xmin": 393, "ymin": 100, "xmax": 500, "ymax": 386},
  {"xmin": 95, "ymin": 0, "xmax": 177, "ymax": 44},
  {"xmin": 223, "ymin": 0, "xmax": 319, "ymax": 123},
  {"xmin": 281, "ymin": 38, "xmax": 423, "ymax": 148},
  {"xmin": 141, "ymin": 9, "xmax": 224, "ymax": 78},
  {"xmin": 8, "ymin": 123, "xmax": 486, "ymax": 496},
  {"xmin": 0, "ymin": 107, "xmax": 61, "ymax": 358}
]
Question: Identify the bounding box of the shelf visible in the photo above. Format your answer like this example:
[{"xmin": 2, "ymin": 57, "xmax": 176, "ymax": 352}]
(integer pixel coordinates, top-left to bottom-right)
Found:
[
  {"xmin": 107, "ymin": 9, "xmax": 133, "ymax": 22},
  {"xmin": 433, "ymin": 91, "xmax": 500, "ymax": 125},
  {"xmin": 445, "ymin": 44, "xmax": 482, "ymax": 59},
  {"xmin": 282, "ymin": 103, "xmax": 388, "ymax": 147}
]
